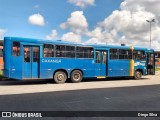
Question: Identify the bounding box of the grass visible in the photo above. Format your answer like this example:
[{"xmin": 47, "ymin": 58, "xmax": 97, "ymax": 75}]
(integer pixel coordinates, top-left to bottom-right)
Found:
[
  {"xmin": 156, "ymin": 68, "xmax": 160, "ymax": 71},
  {"xmin": 0, "ymin": 70, "xmax": 4, "ymax": 78}
]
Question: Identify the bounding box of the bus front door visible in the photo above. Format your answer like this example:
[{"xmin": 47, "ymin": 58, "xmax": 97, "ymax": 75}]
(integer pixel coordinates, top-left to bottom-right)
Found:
[
  {"xmin": 23, "ymin": 46, "xmax": 40, "ymax": 79},
  {"xmin": 146, "ymin": 53, "xmax": 155, "ymax": 75},
  {"xmin": 95, "ymin": 50, "xmax": 108, "ymax": 78}
]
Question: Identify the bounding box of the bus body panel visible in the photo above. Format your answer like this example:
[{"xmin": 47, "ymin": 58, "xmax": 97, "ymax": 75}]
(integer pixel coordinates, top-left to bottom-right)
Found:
[
  {"xmin": 10, "ymin": 56, "xmax": 23, "ymax": 79},
  {"xmin": 108, "ymin": 60, "xmax": 130, "ymax": 77},
  {"xmin": 3, "ymin": 38, "xmax": 11, "ymax": 78},
  {"xmin": 40, "ymin": 58, "xmax": 95, "ymax": 79},
  {"xmin": 134, "ymin": 60, "xmax": 146, "ymax": 75}
]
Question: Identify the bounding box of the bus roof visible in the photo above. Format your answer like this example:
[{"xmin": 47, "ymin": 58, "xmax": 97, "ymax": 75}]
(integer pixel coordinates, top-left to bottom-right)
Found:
[{"xmin": 4, "ymin": 36, "xmax": 154, "ymax": 51}]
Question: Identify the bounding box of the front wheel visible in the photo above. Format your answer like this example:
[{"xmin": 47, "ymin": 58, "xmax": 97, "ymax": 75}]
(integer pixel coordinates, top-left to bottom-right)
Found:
[
  {"xmin": 71, "ymin": 70, "xmax": 83, "ymax": 83},
  {"xmin": 53, "ymin": 71, "xmax": 67, "ymax": 84},
  {"xmin": 134, "ymin": 70, "xmax": 142, "ymax": 80}
]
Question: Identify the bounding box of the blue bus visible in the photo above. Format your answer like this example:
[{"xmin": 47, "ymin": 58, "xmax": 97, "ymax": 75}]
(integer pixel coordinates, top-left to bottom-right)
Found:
[{"xmin": 3, "ymin": 37, "xmax": 155, "ymax": 83}]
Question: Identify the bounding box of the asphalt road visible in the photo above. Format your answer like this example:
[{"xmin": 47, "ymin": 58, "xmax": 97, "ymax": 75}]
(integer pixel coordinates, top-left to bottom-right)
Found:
[
  {"xmin": 0, "ymin": 84, "xmax": 160, "ymax": 120},
  {"xmin": 0, "ymin": 74, "xmax": 160, "ymax": 120}
]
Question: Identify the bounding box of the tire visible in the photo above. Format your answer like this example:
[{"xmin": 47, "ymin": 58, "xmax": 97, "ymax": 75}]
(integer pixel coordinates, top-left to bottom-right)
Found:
[
  {"xmin": 53, "ymin": 71, "xmax": 67, "ymax": 84},
  {"xmin": 134, "ymin": 70, "xmax": 142, "ymax": 80},
  {"xmin": 71, "ymin": 70, "xmax": 83, "ymax": 83}
]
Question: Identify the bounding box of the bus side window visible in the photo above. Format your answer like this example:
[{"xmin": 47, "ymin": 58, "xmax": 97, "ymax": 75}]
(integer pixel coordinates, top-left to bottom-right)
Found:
[
  {"xmin": 110, "ymin": 49, "xmax": 118, "ymax": 59},
  {"xmin": 89, "ymin": 48, "xmax": 94, "ymax": 58},
  {"xmin": 66, "ymin": 46, "xmax": 75, "ymax": 58},
  {"xmin": 102, "ymin": 51, "xmax": 107, "ymax": 63},
  {"xmin": 12, "ymin": 42, "xmax": 20, "ymax": 56},
  {"xmin": 76, "ymin": 47, "xmax": 83, "ymax": 58},
  {"xmin": 96, "ymin": 51, "xmax": 100, "ymax": 63},
  {"xmin": 33, "ymin": 47, "xmax": 39, "ymax": 62},
  {"xmin": 133, "ymin": 50, "xmax": 145, "ymax": 60},
  {"xmin": 55, "ymin": 45, "xmax": 65, "ymax": 57},
  {"xmin": 76, "ymin": 46, "xmax": 94, "ymax": 58},
  {"xmin": 119, "ymin": 49, "xmax": 132, "ymax": 59},
  {"xmin": 43, "ymin": 44, "xmax": 54, "ymax": 57},
  {"xmin": 24, "ymin": 47, "xmax": 30, "ymax": 62}
]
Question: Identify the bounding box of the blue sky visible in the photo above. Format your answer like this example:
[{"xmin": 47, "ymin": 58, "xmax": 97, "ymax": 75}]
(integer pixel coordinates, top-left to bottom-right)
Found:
[
  {"xmin": 0, "ymin": 0, "xmax": 123, "ymax": 39},
  {"xmin": 0, "ymin": 0, "xmax": 160, "ymax": 50}
]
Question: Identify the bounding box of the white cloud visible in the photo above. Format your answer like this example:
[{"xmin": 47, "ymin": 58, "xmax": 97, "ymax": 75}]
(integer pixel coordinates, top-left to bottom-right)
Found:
[
  {"xmin": 46, "ymin": 30, "xmax": 58, "ymax": 40},
  {"xmin": 68, "ymin": 0, "xmax": 95, "ymax": 8},
  {"xmin": 28, "ymin": 13, "xmax": 46, "ymax": 26},
  {"xmin": 86, "ymin": 28, "xmax": 118, "ymax": 44},
  {"xmin": 118, "ymin": 0, "xmax": 160, "ymax": 49},
  {"xmin": 100, "ymin": 10, "xmax": 156, "ymax": 43},
  {"xmin": 120, "ymin": 0, "xmax": 160, "ymax": 14},
  {"xmin": 59, "ymin": 1, "xmax": 160, "ymax": 50},
  {"xmin": 61, "ymin": 32, "xmax": 81, "ymax": 42},
  {"xmin": 152, "ymin": 40, "xmax": 160, "ymax": 50},
  {"xmin": 86, "ymin": 0, "xmax": 160, "ymax": 50},
  {"xmin": 60, "ymin": 11, "xmax": 89, "ymax": 34},
  {"xmin": 0, "ymin": 29, "xmax": 7, "ymax": 39}
]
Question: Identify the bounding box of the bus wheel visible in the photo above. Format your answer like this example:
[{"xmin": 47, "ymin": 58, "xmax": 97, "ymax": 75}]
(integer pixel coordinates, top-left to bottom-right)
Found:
[
  {"xmin": 54, "ymin": 71, "xmax": 67, "ymax": 84},
  {"xmin": 134, "ymin": 70, "xmax": 142, "ymax": 80},
  {"xmin": 71, "ymin": 70, "xmax": 83, "ymax": 83}
]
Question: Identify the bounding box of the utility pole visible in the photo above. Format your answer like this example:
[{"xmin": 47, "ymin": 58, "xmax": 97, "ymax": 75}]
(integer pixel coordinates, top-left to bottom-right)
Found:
[{"xmin": 146, "ymin": 19, "xmax": 155, "ymax": 49}]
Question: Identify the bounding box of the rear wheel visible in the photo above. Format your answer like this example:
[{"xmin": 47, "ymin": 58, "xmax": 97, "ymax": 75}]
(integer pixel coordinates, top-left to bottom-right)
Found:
[
  {"xmin": 54, "ymin": 71, "xmax": 67, "ymax": 84},
  {"xmin": 71, "ymin": 70, "xmax": 83, "ymax": 83},
  {"xmin": 134, "ymin": 70, "xmax": 142, "ymax": 80}
]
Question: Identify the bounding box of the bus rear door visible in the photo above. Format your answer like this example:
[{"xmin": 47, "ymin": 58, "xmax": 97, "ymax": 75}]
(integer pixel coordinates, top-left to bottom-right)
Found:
[
  {"xmin": 95, "ymin": 50, "xmax": 108, "ymax": 78},
  {"xmin": 146, "ymin": 52, "xmax": 155, "ymax": 75},
  {"xmin": 23, "ymin": 46, "xmax": 40, "ymax": 78}
]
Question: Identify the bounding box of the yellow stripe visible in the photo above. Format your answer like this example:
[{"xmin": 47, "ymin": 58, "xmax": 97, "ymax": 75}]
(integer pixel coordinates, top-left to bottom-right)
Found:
[
  {"xmin": 130, "ymin": 46, "xmax": 134, "ymax": 76},
  {"xmin": 97, "ymin": 76, "xmax": 106, "ymax": 79},
  {"xmin": 130, "ymin": 46, "xmax": 134, "ymax": 51},
  {"xmin": 130, "ymin": 59, "xmax": 134, "ymax": 76}
]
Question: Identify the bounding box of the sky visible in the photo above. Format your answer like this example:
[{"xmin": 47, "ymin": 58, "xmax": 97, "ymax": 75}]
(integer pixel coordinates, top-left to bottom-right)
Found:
[{"xmin": 0, "ymin": 0, "xmax": 160, "ymax": 50}]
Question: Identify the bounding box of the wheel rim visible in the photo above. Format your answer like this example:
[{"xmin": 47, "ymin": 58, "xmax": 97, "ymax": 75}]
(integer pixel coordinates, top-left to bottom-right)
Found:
[
  {"xmin": 136, "ymin": 72, "xmax": 141, "ymax": 79},
  {"xmin": 57, "ymin": 73, "xmax": 65, "ymax": 81},
  {"xmin": 73, "ymin": 73, "xmax": 81, "ymax": 81}
]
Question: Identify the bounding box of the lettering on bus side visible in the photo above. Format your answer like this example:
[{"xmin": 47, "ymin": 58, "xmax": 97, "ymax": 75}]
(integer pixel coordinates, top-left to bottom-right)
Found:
[
  {"xmin": 134, "ymin": 62, "xmax": 145, "ymax": 66},
  {"xmin": 42, "ymin": 59, "xmax": 61, "ymax": 63}
]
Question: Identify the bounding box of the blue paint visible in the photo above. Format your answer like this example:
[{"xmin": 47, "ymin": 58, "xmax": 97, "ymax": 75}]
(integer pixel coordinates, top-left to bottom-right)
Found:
[{"xmin": 3, "ymin": 37, "xmax": 155, "ymax": 80}]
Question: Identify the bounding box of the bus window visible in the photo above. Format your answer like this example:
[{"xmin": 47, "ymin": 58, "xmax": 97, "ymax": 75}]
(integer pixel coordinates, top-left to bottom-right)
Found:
[
  {"xmin": 102, "ymin": 51, "xmax": 107, "ymax": 63},
  {"xmin": 155, "ymin": 52, "xmax": 160, "ymax": 58},
  {"xmin": 24, "ymin": 47, "xmax": 30, "ymax": 62},
  {"xmin": 133, "ymin": 50, "xmax": 145, "ymax": 60},
  {"xmin": 76, "ymin": 47, "xmax": 94, "ymax": 58},
  {"xmin": 96, "ymin": 51, "xmax": 100, "ymax": 63},
  {"xmin": 110, "ymin": 49, "xmax": 118, "ymax": 59},
  {"xmin": 85, "ymin": 47, "xmax": 94, "ymax": 58},
  {"xmin": 12, "ymin": 42, "xmax": 20, "ymax": 56},
  {"xmin": 33, "ymin": 47, "xmax": 39, "ymax": 62},
  {"xmin": 55, "ymin": 45, "xmax": 65, "ymax": 57},
  {"xmin": 43, "ymin": 44, "xmax": 54, "ymax": 57},
  {"xmin": 66, "ymin": 46, "xmax": 75, "ymax": 58},
  {"xmin": 119, "ymin": 49, "xmax": 132, "ymax": 59},
  {"xmin": 55, "ymin": 45, "xmax": 76, "ymax": 58}
]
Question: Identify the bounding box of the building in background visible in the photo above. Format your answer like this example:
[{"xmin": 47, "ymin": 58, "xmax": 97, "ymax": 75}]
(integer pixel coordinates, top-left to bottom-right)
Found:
[{"xmin": 0, "ymin": 40, "xmax": 3, "ymax": 70}]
